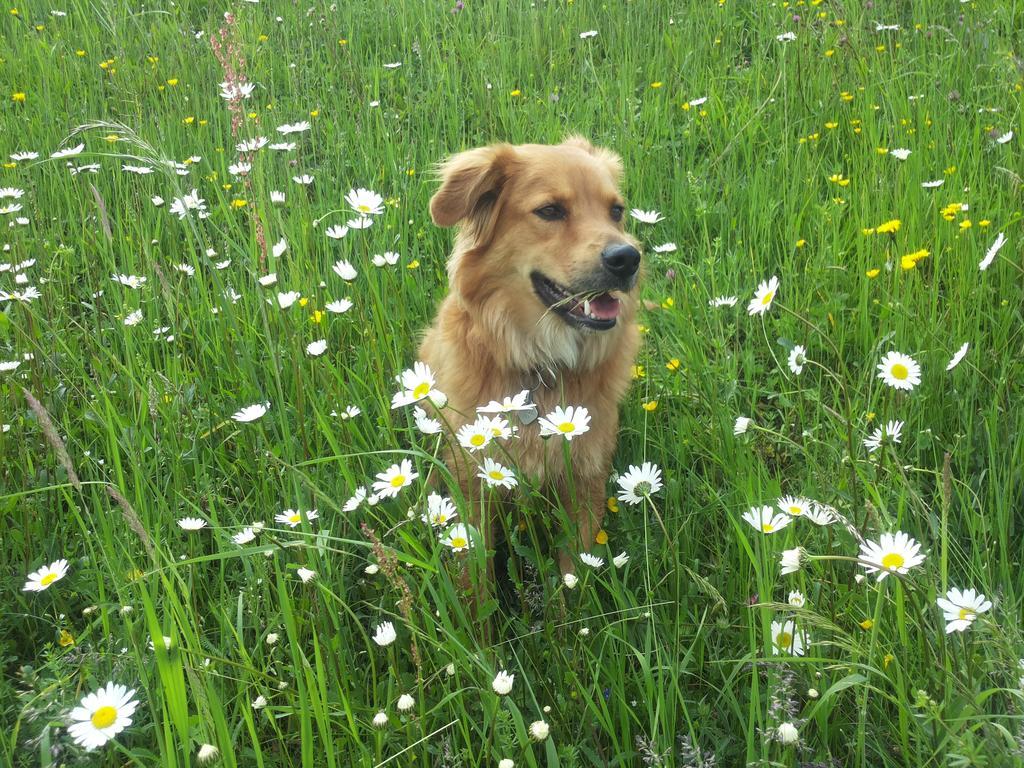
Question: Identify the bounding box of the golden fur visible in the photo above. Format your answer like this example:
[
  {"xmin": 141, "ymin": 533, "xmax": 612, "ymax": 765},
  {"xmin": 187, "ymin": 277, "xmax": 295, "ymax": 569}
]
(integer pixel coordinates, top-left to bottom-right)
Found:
[{"xmin": 418, "ymin": 136, "xmax": 641, "ymax": 574}]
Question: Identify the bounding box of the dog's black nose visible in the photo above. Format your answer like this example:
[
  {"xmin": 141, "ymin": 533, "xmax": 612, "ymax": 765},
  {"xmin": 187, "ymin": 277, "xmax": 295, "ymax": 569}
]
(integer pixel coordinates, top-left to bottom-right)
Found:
[{"xmin": 601, "ymin": 243, "xmax": 641, "ymax": 279}]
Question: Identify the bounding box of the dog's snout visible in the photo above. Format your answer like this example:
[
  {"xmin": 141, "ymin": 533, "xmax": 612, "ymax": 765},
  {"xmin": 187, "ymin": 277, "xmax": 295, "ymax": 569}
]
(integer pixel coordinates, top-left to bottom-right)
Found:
[{"xmin": 601, "ymin": 243, "xmax": 641, "ymax": 280}]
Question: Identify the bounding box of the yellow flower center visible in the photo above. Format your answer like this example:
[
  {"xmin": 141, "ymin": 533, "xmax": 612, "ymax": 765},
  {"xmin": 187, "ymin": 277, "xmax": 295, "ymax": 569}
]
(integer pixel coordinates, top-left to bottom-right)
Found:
[
  {"xmin": 288, "ymin": 514, "xmax": 301, "ymax": 524},
  {"xmin": 390, "ymin": 474, "xmax": 406, "ymax": 488},
  {"xmin": 788, "ymin": 506, "xmax": 802, "ymax": 515},
  {"xmin": 890, "ymin": 364, "xmax": 908, "ymax": 380},
  {"xmin": 488, "ymin": 470, "xmax": 505, "ymax": 481},
  {"xmin": 468, "ymin": 434, "xmax": 485, "ymax": 447},
  {"xmin": 558, "ymin": 421, "xmax": 576, "ymax": 433},
  {"xmin": 881, "ymin": 552, "xmax": 905, "ymax": 570},
  {"xmin": 412, "ymin": 382, "xmax": 430, "ymax": 399},
  {"xmin": 358, "ymin": 204, "xmax": 370, "ymax": 212},
  {"xmin": 761, "ymin": 290, "xmax": 775, "ymax": 305},
  {"xmin": 958, "ymin": 608, "xmax": 975, "ymax": 621},
  {"xmin": 451, "ymin": 537, "xmax": 467, "ymax": 549},
  {"xmin": 762, "ymin": 523, "xmax": 774, "ymax": 533},
  {"xmin": 40, "ymin": 572, "xmax": 58, "ymax": 586},
  {"xmin": 91, "ymin": 706, "xmax": 118, "ymax": 729},
  {"xmin": 775, "ymin": 631, "xmax": 793, "ymax": 649}
]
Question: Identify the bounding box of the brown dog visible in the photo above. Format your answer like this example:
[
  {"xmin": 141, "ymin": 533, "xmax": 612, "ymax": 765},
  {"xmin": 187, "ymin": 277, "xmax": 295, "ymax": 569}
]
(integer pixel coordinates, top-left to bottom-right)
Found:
[{"xmin": 418, "ymin": 136, "xmax": 641, "ymax": 575}]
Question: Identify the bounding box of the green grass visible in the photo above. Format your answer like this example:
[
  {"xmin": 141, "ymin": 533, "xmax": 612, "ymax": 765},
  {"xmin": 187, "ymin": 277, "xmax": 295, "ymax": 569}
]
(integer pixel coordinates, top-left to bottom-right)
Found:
[{"xmin": 2, "ymin": 0, "xmax": 1024, "ymax": 765}]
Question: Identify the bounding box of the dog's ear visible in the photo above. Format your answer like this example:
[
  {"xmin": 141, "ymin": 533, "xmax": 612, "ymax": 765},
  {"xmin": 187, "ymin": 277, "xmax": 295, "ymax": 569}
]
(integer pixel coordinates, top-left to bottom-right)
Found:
[
  {"xmin": 561, "ymin": 135, "xmax": 623, "ymax": 184},
  {"xmin": 430, "ymin": 144, "xmax": 515, "ymax": 244}
]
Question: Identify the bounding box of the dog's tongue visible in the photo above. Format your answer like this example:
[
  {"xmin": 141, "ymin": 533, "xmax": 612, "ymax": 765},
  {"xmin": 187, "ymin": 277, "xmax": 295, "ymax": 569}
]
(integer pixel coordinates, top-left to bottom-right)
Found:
[{"xmin": 588, "ymin": 292, "xmax": 621, "ymax": 319}]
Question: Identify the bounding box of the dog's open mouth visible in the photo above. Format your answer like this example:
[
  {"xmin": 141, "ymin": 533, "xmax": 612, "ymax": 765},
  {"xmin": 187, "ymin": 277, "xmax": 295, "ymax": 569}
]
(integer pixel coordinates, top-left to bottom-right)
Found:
[{"xmin": 530, "ymin": 271, "xmax": 621, "ymax": 330}]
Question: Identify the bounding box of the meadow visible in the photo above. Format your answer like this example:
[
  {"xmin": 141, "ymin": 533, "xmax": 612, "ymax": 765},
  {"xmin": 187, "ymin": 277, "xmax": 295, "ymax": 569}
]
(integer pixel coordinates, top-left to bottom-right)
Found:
[{"xmin": 3, "ymin": 0, "xmax": 1024, "ymax": 765}]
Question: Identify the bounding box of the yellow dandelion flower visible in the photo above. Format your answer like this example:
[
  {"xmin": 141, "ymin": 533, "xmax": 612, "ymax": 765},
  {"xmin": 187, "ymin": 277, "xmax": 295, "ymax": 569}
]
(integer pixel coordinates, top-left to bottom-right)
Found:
[
  {"xmin": 606, "ymin": 497, "xmax": 620, "ymax": 513},
  {"xmin": 407, "ymin": 259, "xmax": 420, "ymax": 269},
  {"xmin": 666, "ymin": 358, "xmax": 681, "ymax": 371},
  {"xmin": 310, "ymin": 310, "xmax": 325, "ymax": 324},
  {"xmin": 650, "ymin": 82, "xmax": 663, "ymax": 89},
  {"xmin": 166, "ymin": 78, "xmax": 178, "ymax": 86},
  {"xmin": 631, "ymin": 365, "xmax": 645, "ymax": 379},
  {"xmin": 509, "ymin": 89, "xmax": 521, "ymax": 97},
  {"xmin": 875, "ymin": 219, "xmax": 901, "ymax": 234},
  {"xmin": 866, "ymin": 268, "xmax": 880, "ymax": 278},
  {"xmin": 795, "ymin": 239, "xmax": 806, "ymax": 248},
  {"xmin": 595, "ymin": 530, "xmax": 609, "ymax": 545},
  {"xmin": 231, "ymin": 199, "xmax": 247, "ymax": 208},
  {"xmin": 11, "ymin": 92, "xmax": 26, "ymax": 103},
  {"xmin": 979, "ymin": 219, "xmax": 990, "ymax": 228},
  {"xmin": 825, "ymin": 49, "xmax": 835, "ymax": 57},
  {"xmin": 661, "ymin": 297, "xmax": 674, "ymax": 309},
  {"xmin": 824, "ymin": 121, "xmax": 838, "ymax": 129},
  {"xmin": 859, "ymin": 618, "xmax": 874, "ymax": 630},
  {"xmin": 959, "ymin": 219, "xmax": 972, "ymax": 230},
  {"xmin": 59, "ymin": 629, "xmax": 75, "ymax": 647},
  {"xmin": 76, "ymin": 49, "xmax": 86, "ymax": 56},
  {"xmin": 641, "ymin": 400, "xmax": 658, "ymax": 412}
]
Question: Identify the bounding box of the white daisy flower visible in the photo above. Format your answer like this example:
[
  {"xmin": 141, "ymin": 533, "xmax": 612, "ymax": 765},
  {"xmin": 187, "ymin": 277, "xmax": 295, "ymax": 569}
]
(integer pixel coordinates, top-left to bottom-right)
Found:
[
  {"xmin": 397, "ymin": 694, "xmax": 415, "ymax": 712},
  {"xmin": 858, "ymin": 531, "xmax": 926, "ymax": 581},
  {"xmin": 270, "ymin": 190, "xmax": 286, "ymax": 204},
  {"xmin": 220, "ymin": 81, "xmax": 255, "ymax": 100},
  {"xmin": 372, "ymin": 251, "xmax": 400, "ymax": 267},
  {"xmin": 779, "ymin": 547, "xmax": 804, "ymax": 574},
  {"xmin": 777, "ymin": 496, "xmax": 811, "ymax": 518},
  {"xmin": 733, "ymin": 416, "xmax": 752, "ymax": 435},
  {"xmin": 326, "ymin": 298, "xmax": 353, "ymax": 314},
  {"xmin": 538, "ymin": 405, "xmax": 590, "ymax": 440},
  {"xmin": 347, "ymin": 215, "xmax": 374, "ymax": 230},
  {"xmin": 122, "ymin": 164, "xmax": 154, "ymax": 175},
  {"xmin": 258, "ymin": 273, "xmax": 277, "ymax": 287},
  {"xmin": 23, "ymin": 559, "xmax": 69, "ymax": 592},
  {"xmin": 277, "ymin": 121, "xmax": 311, "ymax": 135},
  {"xmin": 995, "ymin": 130, "xmax": 1013, "ymax": 144},
  {"xmin": 979, "ymin": 232, "xmax": 1005, "ymax": 271},
  {"xmin": 742, "ymin": 505, "xmax": 792, "ymax": 534},
  {"xmin": 492, "ymin": 670, "xmax": 515, "ymax": 694},
  {"xmin": 111, "ymin": 273, "xmax": 146, "ymax": 289},
  {"xmin": 343, "ymin": 487, "xmax": 367, "ymax": 512},
  {"xmin": 277, "ymin": 291, "xmax": 300, "ymax": 309},
  {"xmin": 306, "ymin": 339, "xmax": 328, "ymax": 357},
  {"xmin": 946, "ymin": 342, "xmax": 969, "ymax": 371},
  {"xmin": 629, "ymin": 208, "xmax": 664, "ymax": 224},
  {"xmin": 340, "ymin": 405, "xmax": 361, "ymax": 419},
  {"xmin": 372, "ymin": 459, "xmax": 418, "ymax": 499},
  {"xmin": 921, "ymin": 179, "xmax": 945, "ymax": 189},
  {"xmin": 476, "ymin": 390, "xmax": 533, "ymax": 414},
  {"xmin": 477, "ymin": 458, "xmax": 517, "ymax": 489},
  {"xmin": 325, "ymin": 225, "xmax": 349, "ymax": 240},
  {"xmin": 275, "ymin": 509, "xmax": 318, "ymax": 528},
  {"xmin": 292, "ymin": 174, "xmax": 314, "ymax": 185},
  {"xmin": 442, "ymin": 523, "xmax": 472, "ymax": 552},
  {"xmin": 747, "ymin": 275, "xmax": 779, "ymax": 315},
  {"xmin": 456, "ymin": 420, "xmax": 492, "ymax": 452},
  {"xmin": 579, "ymin": 30, "xmax": 598, "ymax": 39},
  {"xmin": 876, "ymin": 351, "xmax": 921, "ymax": 391},
  {"xmin": 177, "ymin": 517, "xmax": 207, "ymax": 531},
  {"xmin": 372, "ymin": 621, "xmax": 396, "ymax": 646},
  {"xmin": 709, "ymin": 295, "xmax": 738, "ymax": 308},
  {"xmin": 936, "ymin": 587, "xmax": 991, "ymax": 633},
  {"xmin": 50, "ymin": 143, "xmax": 85, "ymax": 159},
  {"xmin": 269, "ymin": 142, "xmax": 295, "ymax": 152},
  {"xmin": 775, "ymin": 31, "xmax": 797, "ymax": 42},
  {"xmin": 67, "ymin": 682, "xmax": 139, "ymax": 751},
  {"xmin": 890, "ymin": 148, "xmax": 911, "ymax": 160},
  {"xmin": 616, "ymin": 462, "xmax": 663, "ymax": 505},
  {"xmin": 787, "ymin": 590, "xmax": 806, "ymax": 608},
  {"xmin": 271, "ymin": 238, "xmax": 287, "ymax": 259},
  {"xmin": 412, "ymin": 406, "xmax": 442, "ymax": 435},
  {"xmin": 232, "ymin": 527, "xmax": 259, "ymax": 545},
  {"xmin": 804, "ymin": 503, "xmax": 836, "ymax": 526},
  {"xmin": 123, "ymin": 310, "xmax": 143, "ymax": 327},
  {"xmin": 580, "ymin": 552, "xmax": 604, "ymax": 568},
  {"xmin": 787, "ymin": 345, "xmax": 807, "ymax": 375},
  {"xmin": 422, "ymin": 493, "xmax": 458, "ymax": 527},
  {"xmin": 232, "ymin": 402, "xmax": 269, "ymax": 423},
  {"xmin": 770, "ymin": 619, "xmax": 807, "ymax": 656},
  {"xmin": 10, "ymin": 151, "xmax": 39, "ymax": 161},
  {"xmin": 383, "ymin": 62, "xmax": 403, "ymax": 69},
  {"xmin": 332, "ymin": 260, "xmax": 357, "ymax": 281},
  {"xmin": 297, "ymin": 567, "xmax": 316, "ymax": 583},
  {"xmin": 391, "ymin": 361, "xmax": 447, "ymax": 409},
  {"xmin": 345, "ymin": 188, "xmax": 384, "ymax": 216},
  {"xmin": 652, "ymin": 242, "xmax": 677, "ymax": 253}
]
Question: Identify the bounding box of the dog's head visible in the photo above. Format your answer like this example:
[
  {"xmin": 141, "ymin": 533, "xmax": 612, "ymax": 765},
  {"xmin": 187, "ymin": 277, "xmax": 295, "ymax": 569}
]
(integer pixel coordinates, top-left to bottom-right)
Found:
[{"xmin": 430, "ymin": 137, "xmax": 640, "ymax": 362}]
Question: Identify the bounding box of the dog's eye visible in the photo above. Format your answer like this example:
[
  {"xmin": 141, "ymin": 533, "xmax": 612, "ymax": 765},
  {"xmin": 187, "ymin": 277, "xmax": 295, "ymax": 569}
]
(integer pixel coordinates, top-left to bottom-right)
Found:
[
  {"xmin": 610, "ymin": 204, "xmax": 625, "ymax": 222},
  {"xmin": 534, "ymin": 204, "xmax": 566, "ymax": 221}
]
